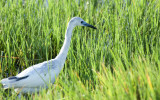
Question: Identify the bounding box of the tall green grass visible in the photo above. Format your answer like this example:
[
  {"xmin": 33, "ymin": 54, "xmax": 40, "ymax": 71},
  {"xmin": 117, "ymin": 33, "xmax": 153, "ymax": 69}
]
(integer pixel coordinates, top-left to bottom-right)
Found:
[{"xmin": 0, "ymin": 0, "xmax": 160, "ymax": 99}]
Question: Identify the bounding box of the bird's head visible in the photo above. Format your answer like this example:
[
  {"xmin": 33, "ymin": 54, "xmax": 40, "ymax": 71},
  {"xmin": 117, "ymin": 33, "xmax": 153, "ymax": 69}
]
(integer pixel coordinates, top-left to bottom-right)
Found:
[{"xmin": 69, "ymin": 17, "xmax": 96, "ymax": 29}]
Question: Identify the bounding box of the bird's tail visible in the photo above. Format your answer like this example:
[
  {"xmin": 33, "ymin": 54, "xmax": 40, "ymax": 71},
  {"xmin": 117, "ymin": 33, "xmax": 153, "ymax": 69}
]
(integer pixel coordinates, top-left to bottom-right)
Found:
[
  {"xmin": 2, "ymin": 84, "xmax": 9, "ymax": 89},
  {"xmin": 1, "ymin": 77, "xmax": 18, "ymax": 89},
  {"xmin": 1, "ymin": 76, "xmax": 29, "ymax": 89}
]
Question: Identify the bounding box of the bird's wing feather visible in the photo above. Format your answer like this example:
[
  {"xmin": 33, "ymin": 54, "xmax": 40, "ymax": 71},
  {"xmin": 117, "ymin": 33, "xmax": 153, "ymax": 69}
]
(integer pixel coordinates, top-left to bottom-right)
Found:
[{"xmin": 8, "ymin": 76, "xmax": 29, "ymax": 81}]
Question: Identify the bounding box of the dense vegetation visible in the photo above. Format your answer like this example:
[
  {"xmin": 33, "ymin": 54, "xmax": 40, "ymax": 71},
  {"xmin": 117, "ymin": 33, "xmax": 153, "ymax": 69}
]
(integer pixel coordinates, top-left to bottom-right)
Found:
[{"xmin": 0, "ymin": 0, "xmax": 159, "ymax": 99}]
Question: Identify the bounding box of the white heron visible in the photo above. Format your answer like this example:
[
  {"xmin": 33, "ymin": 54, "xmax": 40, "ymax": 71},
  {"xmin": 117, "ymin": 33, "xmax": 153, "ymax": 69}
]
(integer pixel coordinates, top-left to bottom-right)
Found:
[{"xmin": 0, "ymin": 17, "xmax": 96, "ymax": 94}]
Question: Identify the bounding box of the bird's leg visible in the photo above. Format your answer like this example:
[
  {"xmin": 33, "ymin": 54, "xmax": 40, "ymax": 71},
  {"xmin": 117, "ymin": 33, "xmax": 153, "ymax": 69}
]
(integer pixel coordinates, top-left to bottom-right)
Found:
[{"xmin": 17, "ymin": 92, "xmax": 21, "ymax": 99}]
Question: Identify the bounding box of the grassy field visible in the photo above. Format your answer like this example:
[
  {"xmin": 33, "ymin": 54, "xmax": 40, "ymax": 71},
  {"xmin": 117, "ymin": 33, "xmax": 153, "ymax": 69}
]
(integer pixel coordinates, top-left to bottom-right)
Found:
[{"xmin": 0, "ymin": 0, "xmax": 160, "ymax": 99}]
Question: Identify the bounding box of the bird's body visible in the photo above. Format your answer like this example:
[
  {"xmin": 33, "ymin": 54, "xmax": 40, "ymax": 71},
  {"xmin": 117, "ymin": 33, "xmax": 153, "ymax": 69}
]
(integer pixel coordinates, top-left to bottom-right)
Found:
[
  {"xmin": 2, "ymin": 59, "xmax": 59, "ymax": 93},
  {"xmin": 1, "ymin": 17, "xmax": 96, "ymax": 93}
]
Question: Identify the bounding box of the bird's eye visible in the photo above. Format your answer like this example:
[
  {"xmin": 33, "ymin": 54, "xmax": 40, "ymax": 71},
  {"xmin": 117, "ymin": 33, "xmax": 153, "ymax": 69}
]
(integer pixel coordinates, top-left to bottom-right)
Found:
[{"xmin": 81, "ymin": 21, "xmax": 83, "ymax": 23}]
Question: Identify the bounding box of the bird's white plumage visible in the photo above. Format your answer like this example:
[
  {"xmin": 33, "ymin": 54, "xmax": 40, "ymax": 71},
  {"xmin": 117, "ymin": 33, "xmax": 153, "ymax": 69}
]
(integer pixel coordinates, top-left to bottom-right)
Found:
[
  {"xmin": 1, "ymin": 59, "xmax": 59, "ymax": 93},
  {"xmin": 0, "ymin": 17, "xmax": 96, "ymax": 93}
]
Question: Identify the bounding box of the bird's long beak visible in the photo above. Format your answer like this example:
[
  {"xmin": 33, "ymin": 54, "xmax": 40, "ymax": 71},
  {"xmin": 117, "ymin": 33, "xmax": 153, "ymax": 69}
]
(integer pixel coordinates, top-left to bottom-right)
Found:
[{"xmin": 82, "ymin": 22, "xmax": 97, "ymax": 29}]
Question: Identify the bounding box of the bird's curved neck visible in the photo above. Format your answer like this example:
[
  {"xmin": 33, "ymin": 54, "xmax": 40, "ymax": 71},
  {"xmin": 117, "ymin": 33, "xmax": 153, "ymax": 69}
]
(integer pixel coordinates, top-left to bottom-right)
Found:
[{"xmin": 55, "ymin": 24, "xmax": 74, "ymax": 69}]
